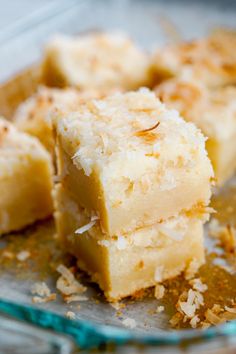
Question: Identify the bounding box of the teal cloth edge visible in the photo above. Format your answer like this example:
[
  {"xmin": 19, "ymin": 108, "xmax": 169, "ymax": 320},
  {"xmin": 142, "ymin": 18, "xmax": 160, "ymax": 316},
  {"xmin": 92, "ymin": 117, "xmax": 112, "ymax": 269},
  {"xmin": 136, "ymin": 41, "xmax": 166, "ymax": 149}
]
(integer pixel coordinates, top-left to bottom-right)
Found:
[{"xmin": 0, "ymin": 298, "xmax": 236, "ymax": 349}]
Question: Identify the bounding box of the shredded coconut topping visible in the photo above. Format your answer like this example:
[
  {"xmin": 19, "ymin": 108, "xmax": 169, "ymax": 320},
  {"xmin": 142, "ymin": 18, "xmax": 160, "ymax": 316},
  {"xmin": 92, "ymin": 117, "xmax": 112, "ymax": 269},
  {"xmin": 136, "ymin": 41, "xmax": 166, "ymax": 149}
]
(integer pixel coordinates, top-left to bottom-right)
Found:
[{"xmin": 75, "ymin": 215, "xmax": 99, "ymax": 234}]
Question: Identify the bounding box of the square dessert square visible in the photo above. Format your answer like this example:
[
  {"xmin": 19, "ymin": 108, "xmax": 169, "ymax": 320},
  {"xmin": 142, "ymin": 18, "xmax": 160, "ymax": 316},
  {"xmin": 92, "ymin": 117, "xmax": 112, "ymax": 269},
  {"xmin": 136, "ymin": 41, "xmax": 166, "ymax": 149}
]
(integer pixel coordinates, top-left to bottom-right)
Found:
[
  {"xmin": 0, "ymin": 118, "xmax": 53, "ymax": 235},
  {"xmin": 155, "ymin": 79, "xmax": 236, "ymax": 184},
  {"xmin": 14, "ymin": 86, "xmax": 105, "ymax": 155},
  {"xmin": 54, "ymin": 89, "xmax": 213, "ymax": 236},
  {"xmin": 151, "ymin": 30, "xmax": 236, "ymax": 88},
  {"xmin": 14, "ymin": 87, "xmax": 81, "ymax": 154},
  {"xmin": 54, "ymin": 183, "xmax": 205, "ymax": 301},
  {"xmin": 42, "ymin": 32, "xmax": 151, "ymax": 90}
]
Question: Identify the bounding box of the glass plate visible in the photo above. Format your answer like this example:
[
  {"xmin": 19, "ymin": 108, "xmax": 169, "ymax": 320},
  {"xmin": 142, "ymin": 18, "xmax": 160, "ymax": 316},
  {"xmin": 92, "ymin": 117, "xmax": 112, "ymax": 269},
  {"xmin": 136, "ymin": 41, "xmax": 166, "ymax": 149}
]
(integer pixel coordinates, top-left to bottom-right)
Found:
[{"xmin": 0, "ymin": 0, "xmax": 236, "ymax": 350}]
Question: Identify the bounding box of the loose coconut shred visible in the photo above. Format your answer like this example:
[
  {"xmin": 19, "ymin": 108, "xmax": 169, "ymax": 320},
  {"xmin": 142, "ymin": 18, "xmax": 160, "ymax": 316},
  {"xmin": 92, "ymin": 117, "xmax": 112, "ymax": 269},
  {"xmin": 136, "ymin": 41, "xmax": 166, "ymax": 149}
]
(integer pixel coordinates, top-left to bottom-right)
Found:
[
  {"xmin": 169, "ymin": 276, "xmax": 236, "ymax": 328},
  {"xmin": 56, "ymin": 264, "xmax": 87, "ymax": 302},
  {"xmin": 31, "ymin": 282, "xmax": 57, "ymax": 303}
]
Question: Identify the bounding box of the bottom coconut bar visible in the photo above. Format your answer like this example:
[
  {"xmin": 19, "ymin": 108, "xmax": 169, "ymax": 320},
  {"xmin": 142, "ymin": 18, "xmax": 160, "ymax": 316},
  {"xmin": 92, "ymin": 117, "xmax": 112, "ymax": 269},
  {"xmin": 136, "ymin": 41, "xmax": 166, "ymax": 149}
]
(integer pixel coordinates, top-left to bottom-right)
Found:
[{"xmin": 54, "ymin": 184, "xmax": 205, "ymax": 301}]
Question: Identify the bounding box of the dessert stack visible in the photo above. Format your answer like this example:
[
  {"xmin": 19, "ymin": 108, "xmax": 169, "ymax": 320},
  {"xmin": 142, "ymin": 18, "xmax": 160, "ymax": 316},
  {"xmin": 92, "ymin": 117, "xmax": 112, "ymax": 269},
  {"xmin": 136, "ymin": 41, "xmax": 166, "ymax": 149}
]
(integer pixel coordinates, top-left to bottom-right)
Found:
[{"xmin": 53, "ymin": 89, "xmax": 213, "ymax": 301}]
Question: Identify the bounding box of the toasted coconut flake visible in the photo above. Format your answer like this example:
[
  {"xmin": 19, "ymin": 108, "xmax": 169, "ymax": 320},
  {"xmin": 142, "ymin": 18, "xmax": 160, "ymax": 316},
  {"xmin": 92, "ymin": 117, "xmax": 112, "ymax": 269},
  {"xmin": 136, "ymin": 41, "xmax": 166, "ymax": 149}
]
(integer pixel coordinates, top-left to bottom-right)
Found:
[
  {"xmin": 211, "ymin": 304, "xmax": 222, "ymax": 314},
  {"xmin": 169, "ymin": 312, "xmax": 183, "ymax": 327},
  {"xmin": 75, "ymin": 215, "xmax": 99, "ymax": 234},
  {"xmin": 205, "ymin": 309, "xmax": 225, "ymax": 325},
  {"xmin": 179, "ymin": 302, "xmax": 196, "ymax": 319},
  {"xmin": 225, "ymin": 306, "xmax": 236, "ymax": 314},
  {"xmin": 189, "ymin": 278, "xmax": 208, "ymax": 293},
  {"xmin": 64, "ymin": 294, "xmax": 88, "ymax": 303},
  {"xmin": 56, "ymin": 264, "xmax": 87, "ymax": 296},
  {"xmin": 154, "ymin": 284, "xmax": 165, "ymax": 300},
  {"xmin": 221, "ymin": 311, "xmax": 236, "ymax": 321},
  {"xmin": 57, "ymin": 264, "xmax": 75, "ymax": 282},
  {"xmin": 190, "ymin": 315, "xmax": 200, "ymax": 328},
  {"xmin": 16, "ymin": 250, "xmax": 30, "ymax": 261},
  {"xmin": 177, "ymin": 289, "xmax": 204, "ymax": 319},
  {"xmin": 219, "ymin": 224, "xmax": 236, "ymax": 253},
  {"xmin": 110, "ymin": 302, "xmax": 125, "ymax": 311},
  {"xmin": 201, "ymin": 321, "xmax": 211, "ymax": 329},
  {"xmin": 209, "ymin": 219, "xmax": 236, "ymax": 254},
  {"xmin": 156, "ymin": 305, "xmax": 165, "ymax": 313},
  {"xmin": 135, "ymin": 121, "xmax": 160, "ymax": 135},
  {"xmin": 122, "ymin": 317, "xmax": 137, "ymax": 329},
  {"xmin": 32, "ymin": 294, "xmax": 56, "ymax": 303},
  {"xmin": 66, "ymin": 311, "xmax": 76, "ymax": 320},
  {"xmin": 31, "ymin": 282, "xmax": 51, "ymax": 297}
]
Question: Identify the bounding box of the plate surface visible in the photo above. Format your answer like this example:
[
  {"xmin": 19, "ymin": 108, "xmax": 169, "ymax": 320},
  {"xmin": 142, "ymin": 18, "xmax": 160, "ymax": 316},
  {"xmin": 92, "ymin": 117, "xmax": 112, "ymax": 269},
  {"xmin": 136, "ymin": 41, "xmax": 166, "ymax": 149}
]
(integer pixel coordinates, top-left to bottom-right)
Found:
[{"xmin": 0, "ymin": 0, "xmax": 236, "ymax": 350}]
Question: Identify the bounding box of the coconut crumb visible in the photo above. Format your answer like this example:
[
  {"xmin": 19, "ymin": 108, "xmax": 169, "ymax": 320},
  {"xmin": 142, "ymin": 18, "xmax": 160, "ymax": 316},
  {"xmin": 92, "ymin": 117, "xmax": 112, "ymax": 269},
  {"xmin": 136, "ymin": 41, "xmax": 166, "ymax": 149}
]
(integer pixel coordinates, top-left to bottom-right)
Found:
[
  {"xmin": 171, "ymin": 275, "xmax": 207, "ymax": 328},
  {"xmin": 75, "ymin": 215, "xmax": 99, "ymax": 234},
  {"xmin": 31, "ymin": 282, "xmax": 56, "ymax": 303},
  {"xmin": 225, "ymin": 306, "xmax": 236, "ymax": 314},
  {"xmin": 16, "ymin": 250, "xmax": 30, "ymax": 261},
  {"xmin": 190, "ymin": 315, "xmax": 200, "ymax": 328},
  {"xmin": 177, "ymin": 289, "xmax": 204, "ymax": 319},
  {"xmin": 169, "ymin": 312, "xmax": 183, "ymax": 327},
  {"xmin": 204, "ymin": 308, "xmax": 224, "ymax": 325},
  {"xmin": 31, "ymin": 282, "xmax": 51, "ymax": 297},
  {"xmin": 189, "ymin": 278, "xmax": 208, "ymax": 292},
  {"xmin": 202, "ymin": 304, "xmax": 236, "ymax": 325},
  {"xmin": 56, "ymin": 264, "xmax": 87, "ymax": 299},
  {"xmin": 154, "ymin": 284, "xmax": 165, "ymax": 299},
  {"xmin": 122, "ymin": 317, "xmax": 137, "ymax": 329},
  {"xmin": 66, "ymin": 311, "xmax": 76, "ymax": 320},
  {"xmin": 32, "ymin": 293, "xmax": 56, "ymax": 303},
  {"xmin": 156, "ymin": 305, "xmax": 165, "ymax": 313},
  {"xmin": 201, "ymin": 321, "xmax": 211, "ymax": 329},
  {"xmin": 110, "ymin": 302, "xmax": 126, "ymax": 311},
  {"xmin": 64, "ymin": 294, "xmax": 88, "ymax": 303},
  {"xmin": 210, "ymin": 219, "xmax": 236, "ymax": 254}
]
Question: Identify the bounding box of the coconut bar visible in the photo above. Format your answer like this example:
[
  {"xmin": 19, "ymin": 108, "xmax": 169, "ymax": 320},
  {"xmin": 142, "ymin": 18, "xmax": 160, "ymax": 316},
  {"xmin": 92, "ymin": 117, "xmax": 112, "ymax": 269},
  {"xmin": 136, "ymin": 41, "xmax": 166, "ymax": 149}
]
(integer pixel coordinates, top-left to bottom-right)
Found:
[
  {"xmin": 0, "ymin": 118, "xmax": 53, "ymax": 235},
  {"xmin": 14, "ymin": 86, "xmax": 108, "ymax": 155},
  {"xmin": 42, "ymin": 32, "xmax": 151, "ymax": 90},
  {"xmin": 54, "ymin": 89, "xmax": 213, "ymax": 236},
  {"xmin": 54, "ymin": 183, "xmax": 206, "ymax": 301},
  {"xmin": 156, "ymin": 79, "xmax": 236, "ymax": 184},
  {"xmin": 151, "ymin": 30, "xmax": 236, "ymax": 88}
]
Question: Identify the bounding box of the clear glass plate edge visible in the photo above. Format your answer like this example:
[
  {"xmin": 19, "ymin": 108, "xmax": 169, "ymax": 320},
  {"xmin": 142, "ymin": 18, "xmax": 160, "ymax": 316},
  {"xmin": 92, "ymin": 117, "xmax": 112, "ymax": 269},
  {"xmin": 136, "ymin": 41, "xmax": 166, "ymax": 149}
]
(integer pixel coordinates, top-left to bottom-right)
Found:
[{"xmin": 0, "ymin": 298, "xmax": 236, "ymax": 349}]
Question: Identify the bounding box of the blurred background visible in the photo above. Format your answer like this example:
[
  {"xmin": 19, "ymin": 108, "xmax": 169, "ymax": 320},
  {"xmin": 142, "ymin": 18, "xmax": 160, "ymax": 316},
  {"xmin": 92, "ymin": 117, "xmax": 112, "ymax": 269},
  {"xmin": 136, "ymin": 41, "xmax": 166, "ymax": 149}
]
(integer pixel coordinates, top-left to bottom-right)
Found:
[{"xmin": 1, "ymin": 0, "xmax": 236, "ymax": 82}]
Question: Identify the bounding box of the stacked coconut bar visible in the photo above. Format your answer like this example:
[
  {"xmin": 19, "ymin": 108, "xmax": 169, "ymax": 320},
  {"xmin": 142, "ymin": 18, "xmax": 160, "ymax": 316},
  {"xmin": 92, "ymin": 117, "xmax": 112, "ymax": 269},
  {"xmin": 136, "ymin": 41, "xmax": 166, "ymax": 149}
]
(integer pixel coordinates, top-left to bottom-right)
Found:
[{"xmin": 53, "ymin": 89, "xmax": 213, "ymax": 301}]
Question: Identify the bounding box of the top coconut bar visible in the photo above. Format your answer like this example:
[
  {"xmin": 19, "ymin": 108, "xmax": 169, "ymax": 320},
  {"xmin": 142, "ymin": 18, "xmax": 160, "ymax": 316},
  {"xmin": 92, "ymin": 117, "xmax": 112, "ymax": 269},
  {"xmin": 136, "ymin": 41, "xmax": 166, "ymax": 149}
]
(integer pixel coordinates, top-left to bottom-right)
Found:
[{"xmin": 54, "ymin": 89, "xmax": 213, "ymax": 236}]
